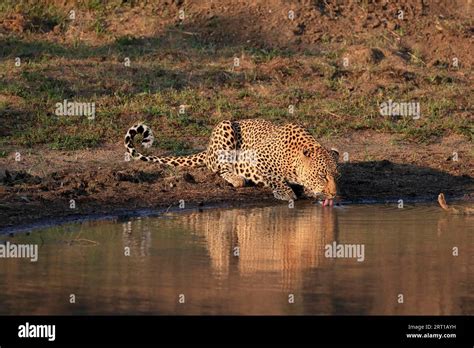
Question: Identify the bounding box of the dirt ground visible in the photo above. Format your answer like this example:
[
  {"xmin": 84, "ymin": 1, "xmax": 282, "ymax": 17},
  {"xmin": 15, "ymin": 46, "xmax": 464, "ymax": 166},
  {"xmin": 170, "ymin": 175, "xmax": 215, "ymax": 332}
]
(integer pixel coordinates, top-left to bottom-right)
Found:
[{"xmin": 1, "ymin": 131, "xmax": 472, "ymax": 231}]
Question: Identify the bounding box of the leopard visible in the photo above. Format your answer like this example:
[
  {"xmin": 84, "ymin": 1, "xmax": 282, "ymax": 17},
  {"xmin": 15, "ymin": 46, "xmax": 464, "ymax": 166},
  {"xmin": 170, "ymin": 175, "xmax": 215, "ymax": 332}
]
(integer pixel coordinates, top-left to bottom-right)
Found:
[{"xmin": 124, "ymin": 119, "xmax": 339, "ymax": 204}]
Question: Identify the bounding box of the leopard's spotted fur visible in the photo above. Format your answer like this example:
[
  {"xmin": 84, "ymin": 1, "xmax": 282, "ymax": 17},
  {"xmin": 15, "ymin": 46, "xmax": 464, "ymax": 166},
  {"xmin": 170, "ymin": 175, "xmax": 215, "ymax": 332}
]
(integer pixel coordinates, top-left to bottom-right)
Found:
[{"xmin": 124, "ymin": 119, "xmax": 339, "ymax": 201}]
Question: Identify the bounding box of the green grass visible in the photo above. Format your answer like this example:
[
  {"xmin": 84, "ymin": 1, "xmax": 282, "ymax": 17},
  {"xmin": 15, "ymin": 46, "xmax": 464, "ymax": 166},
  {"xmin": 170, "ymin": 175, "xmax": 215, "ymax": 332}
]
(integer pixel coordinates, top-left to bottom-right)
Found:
[
  {"xmin": 0, "ymin": 1, "xmax": 68, "ymax": 33},
  {"xmin": 0, "ymin": 5, "xmax": 471, "ymax": 152},
  {"xmin": 1, "ymin": 70, "xmax": 469, "ymax": 150},
  {"xmin": 157, "ymin": 138, "xmax": 191, "ymax": 155},
  {"xmin": 48, "ymin": 134, "xmax": 102, "ymax": 150},
  {"xmin": 247, "ymin": 47, "xmax": 294, "ymax": 63},
  {"xmin": 85, "ymin": 0, "xmax": 106, "ymax": 11},
  {"xmin": 91, "ymin": 16, "xmax": 107, "ymax": 35}
]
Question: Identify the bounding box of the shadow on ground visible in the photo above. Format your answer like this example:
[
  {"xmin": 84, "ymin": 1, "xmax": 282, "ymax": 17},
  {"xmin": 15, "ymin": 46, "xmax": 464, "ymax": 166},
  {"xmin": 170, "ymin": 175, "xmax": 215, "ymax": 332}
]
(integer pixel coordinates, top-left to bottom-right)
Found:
[
  {"xmin": 0, "ymin": 159, "xmax": 472, "ymax": 230},
  {"xmin": 338, "ymin": 160, "xmax": 473, "ymax": 201}
]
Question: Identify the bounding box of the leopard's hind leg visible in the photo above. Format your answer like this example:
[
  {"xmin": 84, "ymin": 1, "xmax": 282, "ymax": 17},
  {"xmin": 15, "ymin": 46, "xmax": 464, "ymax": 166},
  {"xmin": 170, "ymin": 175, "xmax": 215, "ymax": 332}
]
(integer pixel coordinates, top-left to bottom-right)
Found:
[{"xmin": 206, "ymin": 120, "xmax": 246, "ymax": 188}]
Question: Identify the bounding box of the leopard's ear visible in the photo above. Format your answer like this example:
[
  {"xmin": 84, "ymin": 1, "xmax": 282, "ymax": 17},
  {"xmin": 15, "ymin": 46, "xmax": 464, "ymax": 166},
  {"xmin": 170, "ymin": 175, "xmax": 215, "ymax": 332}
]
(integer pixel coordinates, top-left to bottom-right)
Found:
[{"xmin": 330, "ymin": 148, "xmax": 339, "ymax": 162}]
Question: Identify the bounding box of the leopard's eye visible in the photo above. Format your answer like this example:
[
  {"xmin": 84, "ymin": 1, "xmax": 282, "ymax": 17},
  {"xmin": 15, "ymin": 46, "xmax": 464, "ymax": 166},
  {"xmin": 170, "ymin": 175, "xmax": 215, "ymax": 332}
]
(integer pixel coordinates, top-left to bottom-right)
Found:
[{"xmin": 318, "ymin": 173, "xmax": 326, "ymax": 180}]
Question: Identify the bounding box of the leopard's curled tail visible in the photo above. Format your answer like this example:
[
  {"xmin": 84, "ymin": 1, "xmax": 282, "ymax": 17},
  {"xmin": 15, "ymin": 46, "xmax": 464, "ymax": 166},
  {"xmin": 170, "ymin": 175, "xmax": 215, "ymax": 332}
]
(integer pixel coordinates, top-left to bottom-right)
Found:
[{"xmin": 124, "ymin": 123, "xmax": 206, "ymax": 167}]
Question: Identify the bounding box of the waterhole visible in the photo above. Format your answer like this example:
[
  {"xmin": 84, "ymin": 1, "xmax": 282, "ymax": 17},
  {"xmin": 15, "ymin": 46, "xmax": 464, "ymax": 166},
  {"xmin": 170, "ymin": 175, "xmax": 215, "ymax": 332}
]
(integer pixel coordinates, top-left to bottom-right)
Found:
[{"xmin": 0, "ymin": 202, "xmax": 472, "ymax": 315}]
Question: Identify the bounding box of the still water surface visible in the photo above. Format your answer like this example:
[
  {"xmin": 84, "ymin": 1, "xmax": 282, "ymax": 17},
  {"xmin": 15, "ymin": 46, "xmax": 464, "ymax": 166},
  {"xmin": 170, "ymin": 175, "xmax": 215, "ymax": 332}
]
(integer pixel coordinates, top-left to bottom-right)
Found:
[{"xmin": 0, "ymin": 203, "xmax": 472, "ymax": 315}]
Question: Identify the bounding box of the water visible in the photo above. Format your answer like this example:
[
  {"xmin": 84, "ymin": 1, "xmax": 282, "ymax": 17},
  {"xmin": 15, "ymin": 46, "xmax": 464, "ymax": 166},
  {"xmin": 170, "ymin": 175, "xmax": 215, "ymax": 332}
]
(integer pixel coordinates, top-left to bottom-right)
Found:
[{"xmin": 0, "ymin": 202, "xmax": 472, "ymax": 315}]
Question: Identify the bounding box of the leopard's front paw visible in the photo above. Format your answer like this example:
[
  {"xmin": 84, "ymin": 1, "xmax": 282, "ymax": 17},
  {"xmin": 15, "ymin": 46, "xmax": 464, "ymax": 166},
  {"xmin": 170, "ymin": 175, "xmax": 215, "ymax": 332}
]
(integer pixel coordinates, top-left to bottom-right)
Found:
[{"xmin": 272, "ymin": 188, "xmax": 297, "ymax": 201}]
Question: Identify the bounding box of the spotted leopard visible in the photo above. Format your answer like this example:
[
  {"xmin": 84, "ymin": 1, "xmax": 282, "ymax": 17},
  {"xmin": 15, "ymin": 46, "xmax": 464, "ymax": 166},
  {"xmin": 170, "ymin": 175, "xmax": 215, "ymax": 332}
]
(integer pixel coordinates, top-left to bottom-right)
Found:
[{"xmin": 124, "ymin": 119, "xmax": 339, "ymax": 203}]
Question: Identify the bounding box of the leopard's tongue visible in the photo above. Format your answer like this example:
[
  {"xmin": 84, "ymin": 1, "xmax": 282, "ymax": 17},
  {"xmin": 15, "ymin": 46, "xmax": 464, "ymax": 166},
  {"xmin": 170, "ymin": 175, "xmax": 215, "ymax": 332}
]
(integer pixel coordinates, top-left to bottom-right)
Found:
[{"xmin": 323, "ymin": 199, "xmax": 334, "ymax": 207}]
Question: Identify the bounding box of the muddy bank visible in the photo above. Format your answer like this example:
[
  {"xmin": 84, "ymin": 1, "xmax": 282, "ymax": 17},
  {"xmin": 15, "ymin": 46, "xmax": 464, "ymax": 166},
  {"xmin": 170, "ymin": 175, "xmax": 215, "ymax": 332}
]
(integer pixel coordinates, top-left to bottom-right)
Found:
[{"xmin": 0, "ymin": 132, "xmax": 472, "ymax": 231}]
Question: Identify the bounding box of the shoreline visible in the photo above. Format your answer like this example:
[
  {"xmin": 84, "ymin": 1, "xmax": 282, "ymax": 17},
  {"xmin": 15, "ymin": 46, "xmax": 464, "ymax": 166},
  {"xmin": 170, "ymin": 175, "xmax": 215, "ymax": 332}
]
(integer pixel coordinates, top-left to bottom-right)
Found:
[
  {"xmin": 1, "ymin": 133, "xmax": 473, "ymax": 232},
  {"xmin": 0, "ymin": 190, "xmax": 471, "ymax": 235}
]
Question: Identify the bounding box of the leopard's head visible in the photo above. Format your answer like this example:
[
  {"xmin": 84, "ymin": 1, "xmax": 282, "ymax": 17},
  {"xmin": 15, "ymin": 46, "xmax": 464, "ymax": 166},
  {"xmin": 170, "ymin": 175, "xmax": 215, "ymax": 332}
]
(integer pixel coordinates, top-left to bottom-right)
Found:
[{"xmin": 296, "ymin": 146, "xmax": 339, "ymax": 202}]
